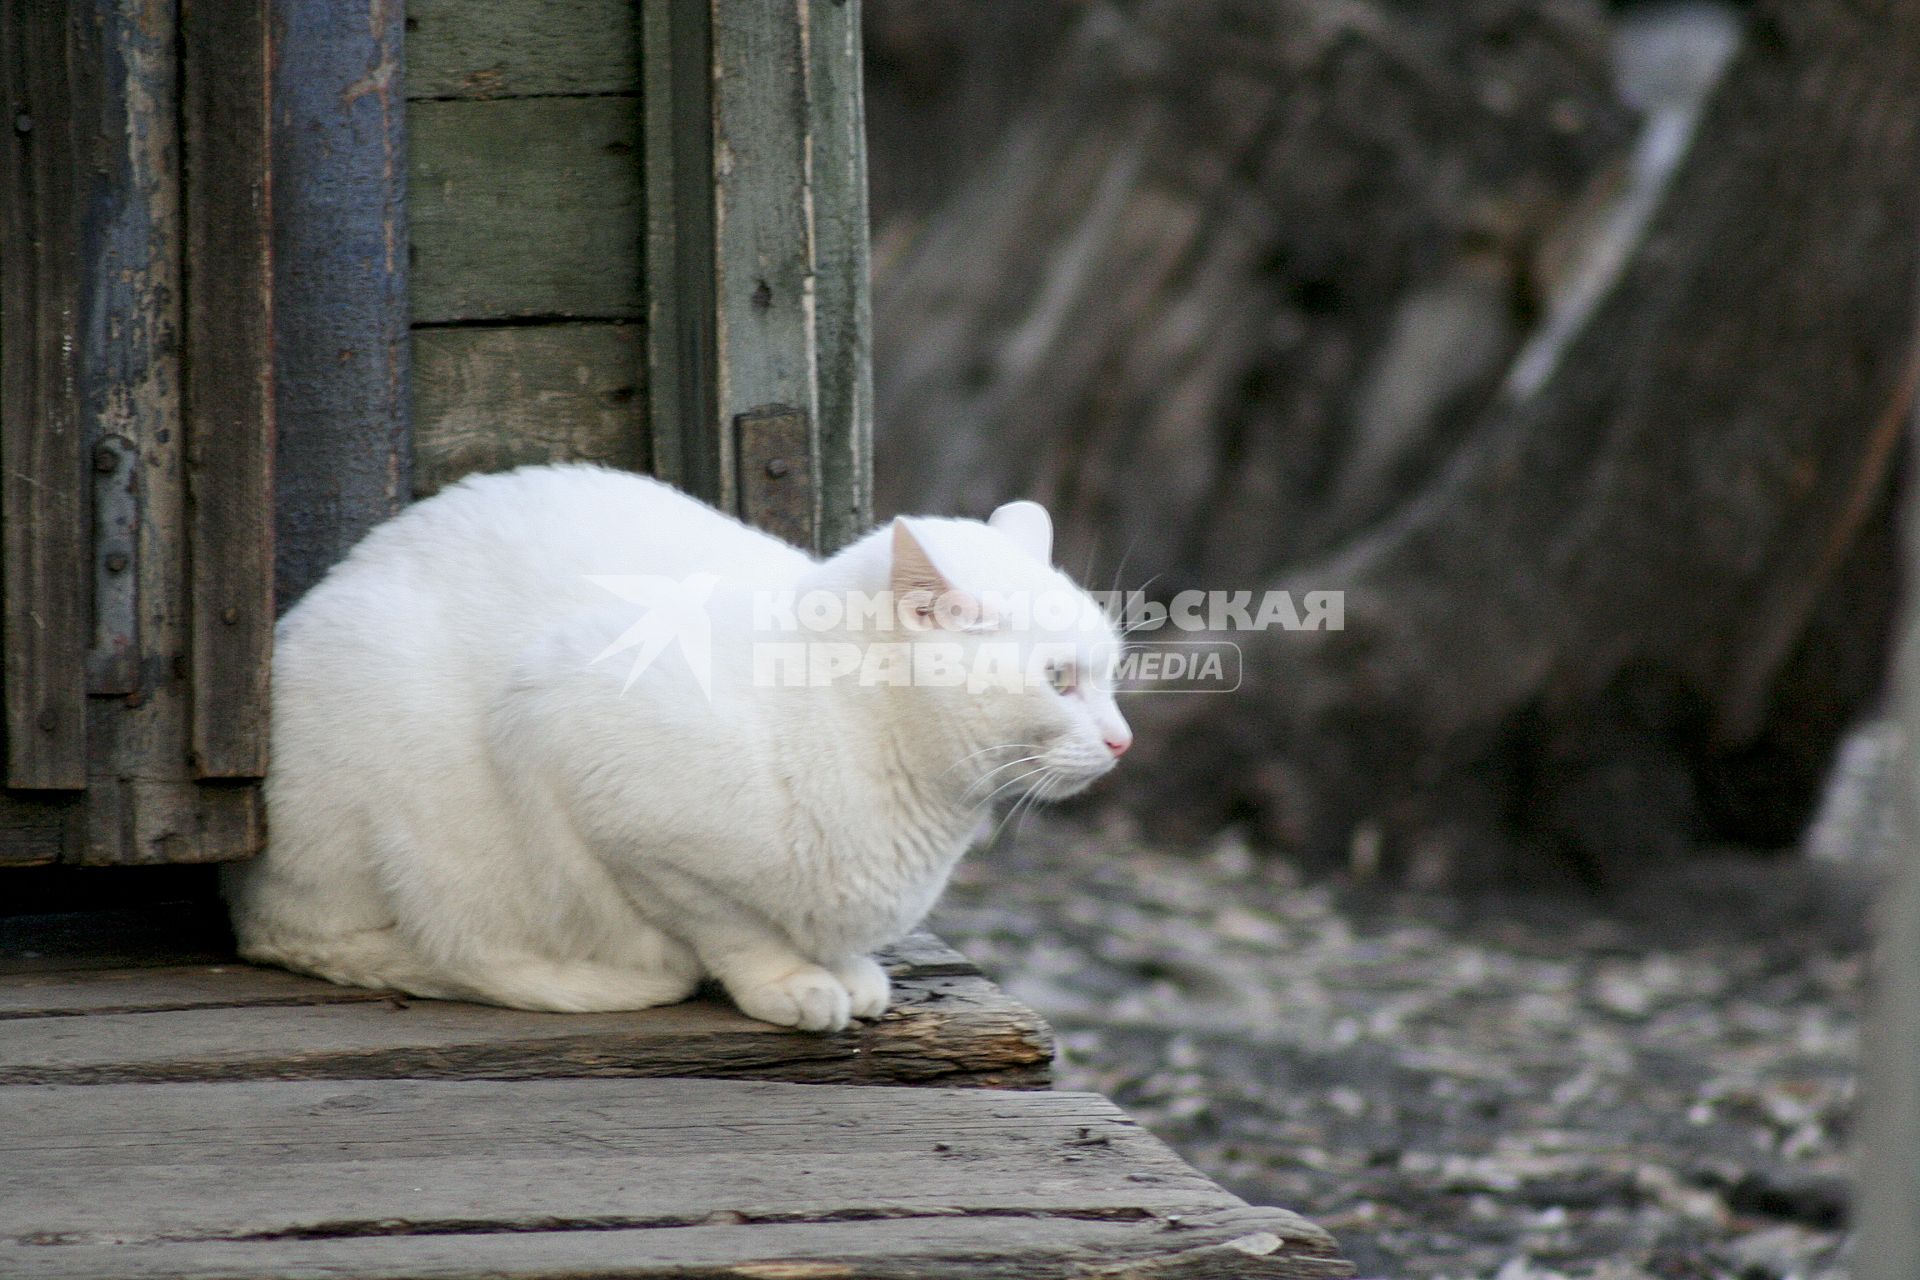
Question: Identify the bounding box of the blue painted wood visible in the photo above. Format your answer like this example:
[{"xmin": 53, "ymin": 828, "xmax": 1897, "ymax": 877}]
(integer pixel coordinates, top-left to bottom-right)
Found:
[
  {"xmin": 270, "ymin": 0, "xmax": 411, "ymax": 611},
  {"xmin": 75, "ymin": 0, "xmax": 173, "ymax": 701}
]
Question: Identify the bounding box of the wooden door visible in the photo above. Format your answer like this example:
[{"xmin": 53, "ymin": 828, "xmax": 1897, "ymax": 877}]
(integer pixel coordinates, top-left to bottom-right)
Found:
[{"xmin": 0, "ymin": 0, "xmax": 274, "ymax": 865}]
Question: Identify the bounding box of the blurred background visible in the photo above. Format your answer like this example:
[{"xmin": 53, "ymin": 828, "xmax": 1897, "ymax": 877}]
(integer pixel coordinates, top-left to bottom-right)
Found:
[{"xmin": 860, "ymin": 2, "xmax": 1917, "ymax": 1275}]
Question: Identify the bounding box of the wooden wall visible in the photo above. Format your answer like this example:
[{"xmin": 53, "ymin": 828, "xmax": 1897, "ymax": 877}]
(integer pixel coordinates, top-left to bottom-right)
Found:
[
  {"xmin": 403, "ymin": 0, "xmax": 873, "ymax": 556},
  {"xmin": 406, "ymin": 0, "xmax": 650, "ymax": 497}
]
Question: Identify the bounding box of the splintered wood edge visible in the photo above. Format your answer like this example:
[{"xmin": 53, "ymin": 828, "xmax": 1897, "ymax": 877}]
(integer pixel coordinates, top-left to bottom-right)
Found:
[
  {"xmin": 0, "ymin": 931, "xmax": 1056, "ymax": 1089},
  {"xmin": 0, "ymin": 1207, "xmax": 1353, "ymax": 1280}
]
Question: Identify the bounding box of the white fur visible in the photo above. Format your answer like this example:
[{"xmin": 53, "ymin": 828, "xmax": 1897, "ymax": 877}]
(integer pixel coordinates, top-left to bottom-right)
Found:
[{"xmin": 223, "ymin": 464, "xmax": 1129, "ymax": 1029}]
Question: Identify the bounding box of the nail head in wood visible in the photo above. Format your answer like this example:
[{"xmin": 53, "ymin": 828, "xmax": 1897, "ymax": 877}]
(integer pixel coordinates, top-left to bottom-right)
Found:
[{"xmin": 735, "ymin": 406, "xmax": 817, "ymax": 551}]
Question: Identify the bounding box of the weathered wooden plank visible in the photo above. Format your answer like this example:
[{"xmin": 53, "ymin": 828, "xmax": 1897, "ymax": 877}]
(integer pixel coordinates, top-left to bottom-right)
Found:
[
  {"xmin": 0, "ymin": 793, "xmax": 81, "ymax": 866},
  {"xmin": 0, "ymin": 1, "xmax": 89, "ymax": 789},
  {"xmin": 808, "ymin": 0, "xmax": 876, "ymax": 552},
  {"xmin": 0, "ymin": 930, "xmax": 976, "ymax": 1011},
  {"xmin": 0, "ymin": 1078, "xmax": 1352, "ymax": 1278},
  {"xmin": 710, "ymin": 0, "xmax": 820, "ymax": 539},
  {"xmin": 0, "ymin": 963, "xmax": 395, "ymax": 1016},
  {"xmin": 642, "ymin": 0, "xmax": 872, "ymax": 551},
  {"xmin": 1, "ymin": 1077, "xmax": 1197, "ymax": 1175},
  {"xmin": 75, "ymin": 0, "xmax": 177, "ymax": 706},
  {"xmin": 409, "ymin": 96, "xmax": 642, "ymax": 324},
  {"xmin": 641, "ymin": 0, "xmax": 715, "ymax": 498},
  {"xmin": 0, "ymin": 935, "xmax": 1052, "ymax": 1088},
  {"xmin": 0, "ymin": 911, "xmax": 970, "ymax": 979},
  {"xmin": 72, "ymin": 0, "xmax": 243, "ymax": 863},
  {"xmin": 272, "ymin": 0, "xmax": 410, "ymax": 610},
  {"xmin": 0, "ymin": 1210, "xmax": 1346, "ymax": 1280},
  {"xmin": 411, "ymin": 323, "xmax": 645, "ymax": 496},
  {"xmin": 405, "ymin": 0, "xmax": 636, "ymax": 100},
  {"xmin": 0, "ymin": 972, "xmax": 1048, "ymax": 1088},
  {"xmin": 86, "ymin": 779, "xmax": 263, "ymax": 866},
  {"xmin": 182, "ymin": 0, "xmax": 274, "ymax": 778}
]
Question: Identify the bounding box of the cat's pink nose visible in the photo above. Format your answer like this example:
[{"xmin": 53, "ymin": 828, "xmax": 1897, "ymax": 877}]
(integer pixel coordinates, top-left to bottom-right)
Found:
[{"xmin": 1106, "ymin": 734, "xmax": 1131, "ymax": 758}]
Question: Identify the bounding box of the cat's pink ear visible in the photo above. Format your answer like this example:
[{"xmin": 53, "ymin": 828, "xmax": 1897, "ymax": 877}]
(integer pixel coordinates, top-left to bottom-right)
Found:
[
  {"xmin": 891, "ymin": 519, "xmax": 975, "ymax": 630},
  {"xmin": 988, "ymin": 500, "xmax": 1052, "ymax": 564}
]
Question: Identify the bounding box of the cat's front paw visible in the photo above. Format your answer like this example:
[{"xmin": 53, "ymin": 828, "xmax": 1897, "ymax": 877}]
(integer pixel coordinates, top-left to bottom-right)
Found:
[
  {"xmin": 729, "ymin": 964, "xmax": 853, "ymax": 1032},
  {"xmin": 831, "ymin": 954, "xmax": 891, "ymax": 1020}
]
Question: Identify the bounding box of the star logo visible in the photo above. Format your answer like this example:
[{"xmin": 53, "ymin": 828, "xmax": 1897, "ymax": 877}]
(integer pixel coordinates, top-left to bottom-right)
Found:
[{"xmin": 583, "ymin": 573, "xmax": 720, "ymax": 698}]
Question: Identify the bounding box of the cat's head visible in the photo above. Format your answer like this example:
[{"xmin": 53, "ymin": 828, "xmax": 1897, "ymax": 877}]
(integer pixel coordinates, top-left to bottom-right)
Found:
[{"xmin": 834, "ymin": 501, "xmax": 1132, "ymax": 801}]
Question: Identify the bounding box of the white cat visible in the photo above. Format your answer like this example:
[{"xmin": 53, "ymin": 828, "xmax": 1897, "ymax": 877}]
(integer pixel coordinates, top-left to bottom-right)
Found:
[{"xmin": 223, "ymin": 464, "xmax": 1130, "ymax": 1030}]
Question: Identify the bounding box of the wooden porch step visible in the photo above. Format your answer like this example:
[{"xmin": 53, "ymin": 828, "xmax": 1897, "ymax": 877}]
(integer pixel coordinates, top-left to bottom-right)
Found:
[
  {"xmin": 0, "ymin": 923, "xmax": 1051, "ymax": 1089},
  {"xmin": 0, "ymin": 910, "xmax": 1355, "ymax": 1277},
  {"xmin": 0, "ymin": 1076, "xmax": 1350, "ymax": 1278}
]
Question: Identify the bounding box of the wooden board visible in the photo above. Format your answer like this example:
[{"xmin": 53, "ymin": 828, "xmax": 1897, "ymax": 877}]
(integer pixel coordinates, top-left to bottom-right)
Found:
[
  {"xmin": 0, "ymin": 0, "xmax": 279, "ymax": 860},
  {"xmin": 406, "ymin": 0, "xmax": 636, "ymax": 100},
  {"xmin": 808, "ymin": 0, "xmax": 876, "ymax": 553},
  {"xmin": 0, "ymin": 794, "xmax": 78, "ymax": 866},
  {"xmin": 412, "ymin": 323, "xmax": 646, "ymax": 496},
  {"xmin": 271, "ymin": 0, "xmax": 411, "ymax": 612},
  {"xmin": 0, "ymin": 0, "xmax": 89, "ymax": 790},
  {"xmin": 0, "ymin": 931, "xmax": 1052, "ymax": 1089},
  {"xmin": 409, "ymin": 96, "xmax": 642, "ymax": 324},
  {"xmin": 640, "ymin": 0, "xmax": 717, "ymax": 497},
  {"xmin": 181, "ymin": 0, "xmax": 274, "ymax": 778},
  {"xmin": 708, "ymin": 1, "xmax": 822, "ymax": 535},
  {"xmin": 0, "ymin": 1077, "xmax": 1352, "ymax": 1279}
]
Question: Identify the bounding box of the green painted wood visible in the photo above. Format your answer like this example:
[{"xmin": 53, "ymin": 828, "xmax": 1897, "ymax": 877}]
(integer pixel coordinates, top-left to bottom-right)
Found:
[
  {"xmin": 412, "ymin": 324, "xmax": 646, "ymax": 496},
  {"xmin": 644, "ymin": 0, "xmax": 874, "ymax": 555},
  {"xmin": 710, "ymin": 0, "xmax": 820, "ymax": 544},
  {"xmin": 406, "ymin": 0, "xmax": 635, "ymax": 100},
  {"xmin": 808, "ymin": 0, "xmax": 875, "ymax": 552},
  {"xmin": 408, "ymin": 96, "xmax": 641, "ymax": 324},
  {"xmin": 640, "ymin": 0, "xmax": 714, "ymax": 500}
]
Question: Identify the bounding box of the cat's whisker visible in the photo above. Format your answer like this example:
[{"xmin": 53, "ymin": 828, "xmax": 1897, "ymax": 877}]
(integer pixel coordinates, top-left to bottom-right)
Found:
[
  {"xmin": 958, "ymin": 753, "xmax": 1044, "ymax": 803},
  {"xmin": 939, "ymin": 741, "xmax": 1038, "ymax": 781},
  {"xmin": 966, "ymin": 763, "xmax": 1052, "ymax": 823},
  {"xmin": 1115, "ymin": 572, "xmax": 1168, "ymax": 638},
  {"xmin": 985, "ymin": 766, "xmax": 1061, "ymax": 849},
  {"xmin": 1025, "ymin": 772, "xmax": 1064, "ymax": 829},
  {"xmin": 1107, "ymin": 532, "xmax": 1142, "ymax": 605}
]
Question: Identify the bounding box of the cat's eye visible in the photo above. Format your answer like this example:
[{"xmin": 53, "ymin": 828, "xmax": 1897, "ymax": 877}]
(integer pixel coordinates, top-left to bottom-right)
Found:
[{"xmin": 1045, "ymin": 662, "xmax": 1077, "ymax": 694}]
